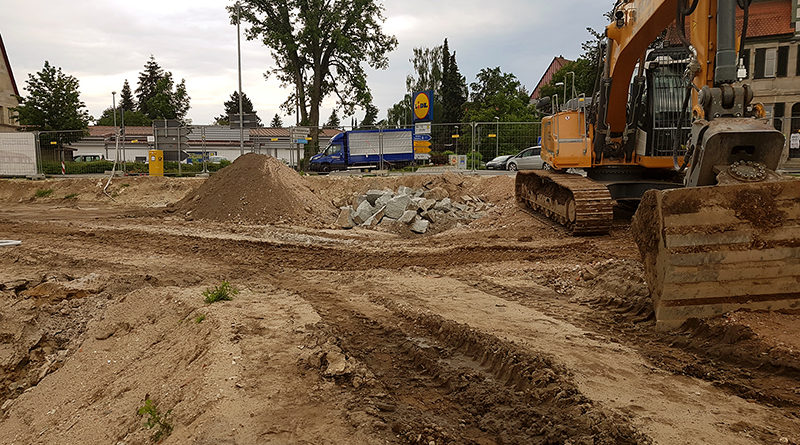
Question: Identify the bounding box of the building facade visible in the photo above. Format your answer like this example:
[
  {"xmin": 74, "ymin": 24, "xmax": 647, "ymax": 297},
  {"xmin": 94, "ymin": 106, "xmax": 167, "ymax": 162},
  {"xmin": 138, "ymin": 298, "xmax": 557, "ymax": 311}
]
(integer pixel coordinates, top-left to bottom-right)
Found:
[
  {"xmin": 737, "ymin": 0, "xmax": 800, "ymax": 157},
  {"xmin": 0, "ymin": 33, "xmax": 19, "ymax": 133}
]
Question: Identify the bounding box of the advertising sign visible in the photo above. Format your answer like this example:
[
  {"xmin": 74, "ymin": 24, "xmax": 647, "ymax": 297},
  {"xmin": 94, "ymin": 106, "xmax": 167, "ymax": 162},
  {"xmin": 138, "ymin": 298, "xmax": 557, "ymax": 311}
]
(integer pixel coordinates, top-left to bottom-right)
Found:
[
  {"xmin": 791, "ymin": 133, "xmax": 800, "ymax": 150},
  {"xmin": 413, "ymin": 90, "xmax": 434, "ymax": 123},
  {"xmin": 415, "ymin": 122, "xmax": 432, "ymax": 134}
]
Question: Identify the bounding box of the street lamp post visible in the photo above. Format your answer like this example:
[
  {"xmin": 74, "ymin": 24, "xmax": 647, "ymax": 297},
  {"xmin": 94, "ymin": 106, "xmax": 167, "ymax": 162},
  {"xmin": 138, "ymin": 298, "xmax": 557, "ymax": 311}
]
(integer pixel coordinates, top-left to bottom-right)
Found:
[
  {"xmin": 236, "ymin": 1, "xmax": 244, "ymax": 157},
  {"xmin": 454, "ymin": 125, "xmax": 459, "ymax": 155},
  {"xmin": 494, "ymin": 116, "xmax": 499, "ymax": 158},
  {"xmin": 111, "ymin": 91, "xmax": 119, "ymax": 165},
  {"xmin": 555, "ymin": 82, "xmax": 565, "ymax": 107},
  {"xmin": 565, "ymin": 71, "xmax": 575, "ymax": 101}
]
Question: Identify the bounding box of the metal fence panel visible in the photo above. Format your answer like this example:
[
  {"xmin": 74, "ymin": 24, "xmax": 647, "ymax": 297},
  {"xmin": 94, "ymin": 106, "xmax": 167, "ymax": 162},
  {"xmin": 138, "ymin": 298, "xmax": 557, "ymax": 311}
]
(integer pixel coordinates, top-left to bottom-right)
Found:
[{"xmin": 0, "ymin": 132, "xmax": 37, "ymax": 176}]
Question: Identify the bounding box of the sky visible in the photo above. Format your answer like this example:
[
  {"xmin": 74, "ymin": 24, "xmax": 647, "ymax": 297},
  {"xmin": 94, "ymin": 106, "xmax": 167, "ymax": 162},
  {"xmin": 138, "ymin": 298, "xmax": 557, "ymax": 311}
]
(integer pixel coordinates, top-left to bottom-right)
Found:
[{"xmin": 1, "ymin": 1, "xmax": 612, "ymax": 126}]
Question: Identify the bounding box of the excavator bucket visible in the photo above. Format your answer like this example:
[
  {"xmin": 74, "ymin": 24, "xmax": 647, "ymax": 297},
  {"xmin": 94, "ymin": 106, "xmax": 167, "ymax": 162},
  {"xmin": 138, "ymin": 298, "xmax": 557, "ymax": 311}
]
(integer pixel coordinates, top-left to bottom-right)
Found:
[{"xmin": 632, "ymin": 180, "xmax": 800, "ymax": 330}]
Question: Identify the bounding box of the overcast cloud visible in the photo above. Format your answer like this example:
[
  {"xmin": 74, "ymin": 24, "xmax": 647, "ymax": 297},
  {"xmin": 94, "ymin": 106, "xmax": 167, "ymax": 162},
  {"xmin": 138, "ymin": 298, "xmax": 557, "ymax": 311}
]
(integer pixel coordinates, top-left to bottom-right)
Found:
[{"xmin": 1, "ymin": 1, "xmax": 611, "ymax": 125}]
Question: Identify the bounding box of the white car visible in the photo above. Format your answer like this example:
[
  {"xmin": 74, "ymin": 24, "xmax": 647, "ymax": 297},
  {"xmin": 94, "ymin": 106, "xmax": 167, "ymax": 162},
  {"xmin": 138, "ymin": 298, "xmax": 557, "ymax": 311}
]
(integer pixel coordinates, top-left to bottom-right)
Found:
[{"xmin": 506, "ymin": 146, "xmax": 543, "ymax": 171}]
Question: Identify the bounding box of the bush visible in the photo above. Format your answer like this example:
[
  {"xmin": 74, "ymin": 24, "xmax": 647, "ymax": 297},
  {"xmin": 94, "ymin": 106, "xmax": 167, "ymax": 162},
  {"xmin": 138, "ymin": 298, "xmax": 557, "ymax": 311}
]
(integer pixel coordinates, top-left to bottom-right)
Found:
[
  {"xmin": 203, "ymin": 281, "xmax": 238, "ymax": 304},
  {"xmin": 35, "ymin": 188, "xmax": 53, "ymax": 198}
]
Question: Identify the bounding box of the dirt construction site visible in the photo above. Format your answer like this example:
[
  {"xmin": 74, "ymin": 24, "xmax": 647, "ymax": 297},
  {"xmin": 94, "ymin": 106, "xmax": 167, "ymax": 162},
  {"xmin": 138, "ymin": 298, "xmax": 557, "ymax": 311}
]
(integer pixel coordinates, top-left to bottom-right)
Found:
[{"xmin": 0, "ymin": 154, "xmax": 799, "ymax": 444}]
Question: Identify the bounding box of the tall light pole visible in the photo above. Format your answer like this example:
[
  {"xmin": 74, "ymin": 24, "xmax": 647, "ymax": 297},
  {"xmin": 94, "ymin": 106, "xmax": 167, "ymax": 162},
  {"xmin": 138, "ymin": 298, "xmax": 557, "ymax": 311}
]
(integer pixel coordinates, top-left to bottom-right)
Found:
[
  {"xmin": 565, "ymin": 71, "xmax": 576, "ymax": 101},
  {"xmin": 236, "ymin": 1, "xmax": 244, "ymax": 157},
  {"xmin": 555, "ymin": 82, "xmax": 565, "ymax": 106},
  {"xmin": 112, "ymin": 91, "xmax": 118, "ymax": 163},
  {"xmin": 494, "ymin": 116, "xmax": 499, "ymax": 158}
]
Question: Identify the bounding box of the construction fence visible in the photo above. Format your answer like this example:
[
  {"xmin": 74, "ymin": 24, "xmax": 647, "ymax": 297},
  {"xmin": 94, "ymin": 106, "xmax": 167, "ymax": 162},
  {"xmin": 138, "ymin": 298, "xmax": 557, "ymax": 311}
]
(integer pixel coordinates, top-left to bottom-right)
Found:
[{"xmin": 3, "ymin": 117, "xmax": 799, "ymax": 177}]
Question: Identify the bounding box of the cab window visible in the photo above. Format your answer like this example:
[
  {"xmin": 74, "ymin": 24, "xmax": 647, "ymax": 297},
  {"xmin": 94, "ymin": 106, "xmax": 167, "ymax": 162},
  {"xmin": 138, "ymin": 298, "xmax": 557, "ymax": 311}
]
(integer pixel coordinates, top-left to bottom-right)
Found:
[{"xmin": 324, "ymin": 144, "xmax": 342, "ymax": 156}]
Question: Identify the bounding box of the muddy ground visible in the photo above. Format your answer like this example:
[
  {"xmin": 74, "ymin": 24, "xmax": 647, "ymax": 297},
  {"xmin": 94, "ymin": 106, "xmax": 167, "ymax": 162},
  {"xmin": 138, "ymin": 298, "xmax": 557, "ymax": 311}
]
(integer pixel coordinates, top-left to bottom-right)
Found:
[{"xmin": 0, "ymin": 172, "xmax": 799, "ymax": 444}]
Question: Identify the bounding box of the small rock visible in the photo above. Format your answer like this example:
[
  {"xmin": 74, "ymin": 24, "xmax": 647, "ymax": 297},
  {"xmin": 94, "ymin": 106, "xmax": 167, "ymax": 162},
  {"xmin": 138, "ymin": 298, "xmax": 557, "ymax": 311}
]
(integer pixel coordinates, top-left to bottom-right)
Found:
[
  {"xmin": 419, "ymin": 198, "xmax": 436, "ymax": 212},
  {"xmin": 397, "ymin": 185, "xmax": 413, "ymax": 196},
  {"xmin": 352, "ymin": 194, "xmax": 367, "ymax": 209},
  {"xmin": 1, "ymin": 399, "xmax": 13, "ymax": 411},
  {"xmin": 336, "ymin": 207, "xmax": 355, "ymax": 229},
  {"xmin": 452, "ymin": 202, "xmax": 467, "ymax": 212},
  {"xmin": 462, "ymin": 195, "xmax": 473, "ymax": 202},
  {"xmin": 375, "ymin": 193, "xmax": 392, "ymax": 208},
  {"xmin": 363, "ymin": 206, "xmax": 385, "ymax": 227},
  {"xmin": 398, "ymin": 210, "xmax": 417, "ymax": 224},
  {"xmin": 411, "ymin": 219, "xmax": 430, "ymax": 234}
]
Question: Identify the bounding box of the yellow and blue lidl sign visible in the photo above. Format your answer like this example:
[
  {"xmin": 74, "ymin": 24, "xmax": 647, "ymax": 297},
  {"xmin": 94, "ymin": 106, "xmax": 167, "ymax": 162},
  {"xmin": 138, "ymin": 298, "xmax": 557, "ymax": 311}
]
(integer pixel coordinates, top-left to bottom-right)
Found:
[{"xmin": 413, "ymin": 90, "xmax": 433, "ymax": 123}]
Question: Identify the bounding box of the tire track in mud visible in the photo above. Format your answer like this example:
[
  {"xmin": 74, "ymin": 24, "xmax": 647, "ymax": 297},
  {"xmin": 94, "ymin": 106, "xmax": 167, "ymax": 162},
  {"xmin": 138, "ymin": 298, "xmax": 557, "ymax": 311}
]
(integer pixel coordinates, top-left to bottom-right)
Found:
[
  {"xmin": 463, "ymin": 276, "xmax": 800, "ymax": 412},
  {"xmin": 295, "ymin": 286, "xmax": 649, "ymax": 444}
]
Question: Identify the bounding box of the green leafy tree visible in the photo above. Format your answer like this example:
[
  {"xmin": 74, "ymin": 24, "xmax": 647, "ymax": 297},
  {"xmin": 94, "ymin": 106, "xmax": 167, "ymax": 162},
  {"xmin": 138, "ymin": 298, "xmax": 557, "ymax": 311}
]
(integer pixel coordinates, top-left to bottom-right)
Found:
[
  {"xmin": 359, "ymin": 104, "xmax": 378, "ymax": 128},
  {"xmin": 465, "ymin": 67, "xmax": 537, "ymax": 122},
  {"xmin": 539, "ymin": 30, "xmax": 604, "ymax": 103},
  {"xmin": 214, "ymin": 91, "xmax": 260, "ymax": 126},
  {"xmin": 270, "ymin": 113, "xmax": 283, "ymax": 128},
  {"xmin": 325, "ymin": 110, "xmax": 341, "ymax": 128},
  {"xmin": 136, "ymin": 56, "xmax": 163, "ymax": 117},
  {"xmin": 14, "ymin": 61, "xmax": 91, "ymax": 132},
  {"xmin": 119, "ymin": 79, "xmax": 135, "ymax": 112},
  {"xmin": 387, "ymin": 44, "xmax": 443, "ymax": 126},
  {"xmin": 96, "ymin": 108, "xmax": 152, "ymax": 126},
  {"xmin": 135, "ymin": 56, "xmax": 191, "ymax": 121},
  {"xmin": 440, "ymin": 39, "xmax": 467, "ymax": 124},
  {"xmin": 233, "ymin": 0, "xmax": 398, "ymax": 159},
  {"xmin": 143, "ymin": 74, "xmax": 190, "ymax": 121}
]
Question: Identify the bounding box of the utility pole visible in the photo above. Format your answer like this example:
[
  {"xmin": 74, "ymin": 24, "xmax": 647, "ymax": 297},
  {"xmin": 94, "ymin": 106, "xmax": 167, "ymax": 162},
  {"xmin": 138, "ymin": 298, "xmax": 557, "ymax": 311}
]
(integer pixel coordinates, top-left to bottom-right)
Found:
[
  {"xmin": 494, "ymin": 116, "xmax": 499, "ymax": 158},
  {"xmin": 236, "ymin": 1, "xmax": 244, "ymax": 157}
]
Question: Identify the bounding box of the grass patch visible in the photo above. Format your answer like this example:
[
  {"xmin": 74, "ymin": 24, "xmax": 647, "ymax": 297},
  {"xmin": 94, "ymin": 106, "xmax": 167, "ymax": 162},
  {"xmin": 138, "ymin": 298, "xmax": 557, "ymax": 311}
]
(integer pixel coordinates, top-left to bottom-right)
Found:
[
  {"xmin": 194, "ymin": 314, "xmax": 206, "ymax": 323},
  {"xmin": 34, "ymin": 188, "xmax": 54, "ymax": 198},
  {"xmin": 203, "ymin": 281, "xmax": 238, "ymax": 304},
  {"xmin": 64, "ymin": 193, "xmax": 79, "ymax": 199},
  {"xmin": 137, "ymin": 398, "xmax": 173, "ymax": 443}
]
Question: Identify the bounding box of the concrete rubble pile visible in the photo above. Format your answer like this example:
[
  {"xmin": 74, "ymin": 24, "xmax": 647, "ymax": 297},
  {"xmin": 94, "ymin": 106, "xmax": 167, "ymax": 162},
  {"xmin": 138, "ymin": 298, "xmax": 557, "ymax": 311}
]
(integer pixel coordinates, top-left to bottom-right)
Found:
[{"xmin": 335, "ymin": 185, "xmax": 492, "ymax": 234}]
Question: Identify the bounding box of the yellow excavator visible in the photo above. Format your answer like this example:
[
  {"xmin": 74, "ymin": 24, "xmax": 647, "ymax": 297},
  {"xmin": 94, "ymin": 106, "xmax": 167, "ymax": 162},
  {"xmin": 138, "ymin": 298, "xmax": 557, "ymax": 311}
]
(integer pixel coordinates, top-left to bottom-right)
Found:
[{"xmin": 516, "ymin": 0, "xmax": 800, "ymax": 329}]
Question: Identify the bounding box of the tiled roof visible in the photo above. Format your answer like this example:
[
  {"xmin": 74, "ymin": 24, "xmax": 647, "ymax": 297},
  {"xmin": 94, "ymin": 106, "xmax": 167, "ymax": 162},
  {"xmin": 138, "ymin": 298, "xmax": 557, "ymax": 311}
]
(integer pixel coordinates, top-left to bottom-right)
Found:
[
  {"xmin": 250, "ymin": 127, "xmax": 342, "ymax": 137},
  {"xmin": 87, "ymin": 125, "xmax": 343, "ymax": 140},
  {"xmin": 531, "ymin": 57, "xmax": 573, "ymax": 101},
  {"xmin": 88, "ymin": 126, "xmax": 153, "ymax": 137},
  {"xmin": 737, "ymin": 0, "xmax": 794, "ymax": 38}
]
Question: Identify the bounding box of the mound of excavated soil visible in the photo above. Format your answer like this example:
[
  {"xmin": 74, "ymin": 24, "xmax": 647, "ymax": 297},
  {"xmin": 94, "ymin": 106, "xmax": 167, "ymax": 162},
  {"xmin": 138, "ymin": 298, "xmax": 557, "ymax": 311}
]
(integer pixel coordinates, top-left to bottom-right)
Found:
[{"xmin": 175, "ymin": 154, "xmax": 335, "ymax": 225}]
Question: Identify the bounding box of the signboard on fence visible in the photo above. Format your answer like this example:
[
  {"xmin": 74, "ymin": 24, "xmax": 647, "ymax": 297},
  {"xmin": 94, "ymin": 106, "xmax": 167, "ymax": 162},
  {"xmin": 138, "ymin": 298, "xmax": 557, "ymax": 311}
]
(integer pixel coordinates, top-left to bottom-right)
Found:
[
  {"xmin": 0, "ymin": 133, "xmax": 37, "ymax": 176},
  {"xmin": 449, "ymin": 154, "xmax": 467, "ymax": 170}
]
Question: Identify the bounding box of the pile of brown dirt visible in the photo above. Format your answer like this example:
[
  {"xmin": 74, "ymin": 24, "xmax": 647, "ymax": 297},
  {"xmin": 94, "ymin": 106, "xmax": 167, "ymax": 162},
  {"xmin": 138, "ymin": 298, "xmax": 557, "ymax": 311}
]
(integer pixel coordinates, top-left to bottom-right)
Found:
[{"xmin": 175, "ymin": 154, "xmax": 335, "ymax": 226}]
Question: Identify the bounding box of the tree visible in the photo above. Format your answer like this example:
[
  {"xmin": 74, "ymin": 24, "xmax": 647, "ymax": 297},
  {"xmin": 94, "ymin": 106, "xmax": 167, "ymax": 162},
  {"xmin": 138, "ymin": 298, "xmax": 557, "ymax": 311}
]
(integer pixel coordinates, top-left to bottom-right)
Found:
[
  {"xmin": 234, "ymin": 0, "xmax": 398, "ymax": 160},
  {"xmin": 359, "ymin": 104, "xmax": 378, "ymax": 128},
  {"xmin": 325, "ymin": 110, "xmax": 341, "ymax": 128},
  {"xmin": 387, "ymin": 44, "xmax": 444, "ymax": 126},
  {"xmin": 135, "ymin": 56, "xmax": 191, "ymax": 121},
  {"xmin": 143, "ymin": 74, "xmax": 190, "ymax": 121},
  {"xmin": 538, "ymin": 29, "xmax": 604, "ymax": 103},
  {"xmin": 136, "ymin": 56, "xmax": 164, "ymax": 117},
  {"xmin": 96, "ymin": 108, "xmax": 152, "ymax": 126},
  {"xmin": 440, "ymin": 39, "xmax": 467, "ymax": 123},
  {"xmin": 465, "ymin": 67, "xmax": 538, "ymax": 122},
  {"xmin": 120, "ymin": 79, "xmax": 135, "ymax": 112},
  {"xmin": 214, "ymin": 91, "xmax": 260, "ymax": 126},
  {"xmin": 270, "ymin": 113, "xmax": 283, "ymax": 128},
  {"xmin": 14, "ymin": 61, "xmax": 91, "ymax": 132}
]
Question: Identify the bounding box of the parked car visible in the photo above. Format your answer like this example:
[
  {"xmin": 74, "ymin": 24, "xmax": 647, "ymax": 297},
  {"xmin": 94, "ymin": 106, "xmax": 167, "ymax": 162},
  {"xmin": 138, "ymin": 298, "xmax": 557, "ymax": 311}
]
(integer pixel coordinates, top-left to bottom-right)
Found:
[
  {"xmin": 506, "ymin": 146, "xmax": 543, "ymax": 171},
  {"xmin": 73, "ymin": 154, "xmax": 105, "ymax": 162},
  {"xmin": 485, "ymin": 154, "xmax": 514, "ymax": 170}
]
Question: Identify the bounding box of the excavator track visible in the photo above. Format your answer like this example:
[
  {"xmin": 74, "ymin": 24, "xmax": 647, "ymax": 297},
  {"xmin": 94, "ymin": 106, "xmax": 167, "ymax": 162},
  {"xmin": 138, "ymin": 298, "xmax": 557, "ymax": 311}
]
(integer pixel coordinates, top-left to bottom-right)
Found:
[{"xmin": 515, "ymin": 170, "xmax": 613, "ymax": 235}]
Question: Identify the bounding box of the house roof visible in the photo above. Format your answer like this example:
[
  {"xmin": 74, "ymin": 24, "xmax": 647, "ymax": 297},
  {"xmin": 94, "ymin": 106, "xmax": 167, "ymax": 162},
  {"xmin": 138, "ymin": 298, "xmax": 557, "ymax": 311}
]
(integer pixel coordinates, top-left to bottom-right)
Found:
[
  {"xmin": 87, "ymin": 125, "xmax": 342, "ymax": 139},
  {"xmin": 737, "ymin": 0, "xmax": 795, "ymax": 38},
  {"xmin": 250, "ymin": 127, "xmax": 342, "ymax": 138},
  {"xmin": 0, "ymin": 32, "xmax": 19, "ymax": 97},
  {"xmin": 530, "ymin": 56, "xmax": 572, "ymax": 101}
]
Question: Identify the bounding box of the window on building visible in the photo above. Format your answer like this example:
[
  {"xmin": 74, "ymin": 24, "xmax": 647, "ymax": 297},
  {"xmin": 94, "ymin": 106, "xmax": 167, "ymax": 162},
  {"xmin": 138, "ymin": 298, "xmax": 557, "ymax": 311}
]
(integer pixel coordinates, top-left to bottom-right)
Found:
[
  {"xmin": 775, "ymin": 103, "xmax": 786, "ymax": 131},
  {"xmin": 797, "ymin": 45, "xmax": 800, "ymax": 76},
  {"xmin": 0, "ymin": 106, "xmax": 4, "ymax": 124},
  {"xmin": 755, "ymin": 48, "xmax": 778, "ymax": 78},
  {"xmin": 792, "ymin": 103, "xmax": 800, "ymax": 135},
  {"xmin": 777, "ymin": 46, "xmax": 790, "ymax": 77}
]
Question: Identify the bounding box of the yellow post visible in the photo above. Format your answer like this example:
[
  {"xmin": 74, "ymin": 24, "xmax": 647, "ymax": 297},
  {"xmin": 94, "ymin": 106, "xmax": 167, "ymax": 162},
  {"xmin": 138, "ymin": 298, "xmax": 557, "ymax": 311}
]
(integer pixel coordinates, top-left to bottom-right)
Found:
[{"xmin": 148, "ymin": 150, "xmax": 164, "ymax": 177}]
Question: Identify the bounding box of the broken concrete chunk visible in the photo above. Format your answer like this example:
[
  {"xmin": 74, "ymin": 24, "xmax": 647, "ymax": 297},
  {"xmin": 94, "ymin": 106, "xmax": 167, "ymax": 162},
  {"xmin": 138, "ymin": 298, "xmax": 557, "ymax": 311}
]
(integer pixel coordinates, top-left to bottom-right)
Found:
[
  {"xmin": 397, "ymin": 185, "xmax": 413, "ymax": 196},
  {"xmin": 353, "ymin": 201, "xmax": 374, "ymax": 225},
  {"xmin": 411, "ymin": 218, "xmax": 430, "ymax": 234},
  {"xmin": 363, "ymin": 206, "xmax": 385, "ymax": 227},
  {"xmin": 434, "ymin": 197, "xmax": 452, "ymax": 212},
  {"xmin": 398, "ymin": 210, "xmax": 417, "ymax": 224},
  {"xmin": 352, "ymin": 194, "xmax": 367, "ymax": 209},
  {"xmin": 384, "ymin": 194, "xmax": 411, "ymax": 219},
  {"xmin": 365, "ymin": 190, "xmax": 385, "ymax": 206},
  {"xmin": 336, "ymin": 207, "xmax": 355, "ymax": 229},
  {"xmin": 423, "ymin": 186, "xmax": 448, "ymax": 201},
  {"xmin": 462, "ymin": 195, "xmax": 473, "ymax": 202},
  {"xmin": 419, "ymin": 199, "xmax": 436, "ymax": 212}
]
